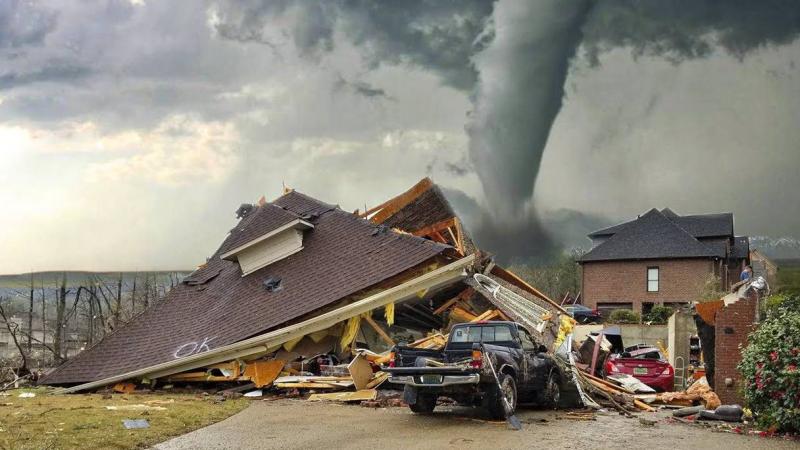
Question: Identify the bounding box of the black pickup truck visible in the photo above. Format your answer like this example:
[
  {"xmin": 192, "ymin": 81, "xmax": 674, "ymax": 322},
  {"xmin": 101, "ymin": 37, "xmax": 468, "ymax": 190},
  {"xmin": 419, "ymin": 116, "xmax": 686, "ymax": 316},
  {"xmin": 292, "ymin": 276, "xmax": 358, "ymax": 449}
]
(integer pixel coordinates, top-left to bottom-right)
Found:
[{"xmin": 383, "ymin": 321, "xmax": 563, "ymax": 418}]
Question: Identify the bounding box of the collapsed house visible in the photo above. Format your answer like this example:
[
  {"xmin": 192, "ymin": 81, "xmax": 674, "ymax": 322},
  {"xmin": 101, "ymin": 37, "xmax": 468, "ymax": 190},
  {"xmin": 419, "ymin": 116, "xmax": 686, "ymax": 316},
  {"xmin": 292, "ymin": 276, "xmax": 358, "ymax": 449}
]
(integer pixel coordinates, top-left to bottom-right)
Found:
[{"xmin": 40, "ymin": 178, "xmax": 570, "ymax": 395}]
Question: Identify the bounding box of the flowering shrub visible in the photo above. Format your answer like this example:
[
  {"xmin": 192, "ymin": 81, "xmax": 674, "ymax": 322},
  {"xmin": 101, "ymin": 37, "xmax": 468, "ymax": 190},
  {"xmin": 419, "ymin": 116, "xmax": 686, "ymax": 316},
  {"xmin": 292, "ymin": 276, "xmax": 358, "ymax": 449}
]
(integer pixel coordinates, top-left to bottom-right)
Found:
[{"xmin": 738, "ymin": 308, "xmax": 800, "ymax": 431}]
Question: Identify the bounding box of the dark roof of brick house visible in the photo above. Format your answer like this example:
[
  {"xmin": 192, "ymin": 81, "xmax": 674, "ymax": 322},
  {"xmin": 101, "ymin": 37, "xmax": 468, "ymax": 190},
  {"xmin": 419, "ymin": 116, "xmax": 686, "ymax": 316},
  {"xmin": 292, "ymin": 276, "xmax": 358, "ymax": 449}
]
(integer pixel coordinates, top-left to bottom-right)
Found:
[
  {"xmin": 589, "ymin": 210, "xmax": 734, "ymax": 239},
  {"xmin": 581, "ymin": 209, "xmax": 727, "ymax": 262},
  {"xmin": 42, "ymin": 191, "xmax": 449, "ymax": 385}
]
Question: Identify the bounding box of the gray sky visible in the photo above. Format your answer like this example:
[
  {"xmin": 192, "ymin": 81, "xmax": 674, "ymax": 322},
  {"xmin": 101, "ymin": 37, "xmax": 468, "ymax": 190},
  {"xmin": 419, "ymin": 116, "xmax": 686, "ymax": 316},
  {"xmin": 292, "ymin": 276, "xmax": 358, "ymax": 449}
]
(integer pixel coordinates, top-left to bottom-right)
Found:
[{"xmin": 1, "ymin": 0, "xmax": 799, "ymax": 273}]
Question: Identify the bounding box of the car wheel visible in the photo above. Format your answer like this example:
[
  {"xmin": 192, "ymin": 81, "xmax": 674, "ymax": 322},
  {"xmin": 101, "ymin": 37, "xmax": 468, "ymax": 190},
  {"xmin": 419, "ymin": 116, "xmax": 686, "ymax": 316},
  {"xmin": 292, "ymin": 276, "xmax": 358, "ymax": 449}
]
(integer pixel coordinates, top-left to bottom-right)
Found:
[
  {"xmin": 409, "ymin": 393, "xmax": 437, "ymax": 414},
  {"xmin": 487, "ymin": 373, "xmax": 517, "ymax": 419},
  {"xmin": 538, "ymin": 372, "xmax": 561, "ymax": 409}
]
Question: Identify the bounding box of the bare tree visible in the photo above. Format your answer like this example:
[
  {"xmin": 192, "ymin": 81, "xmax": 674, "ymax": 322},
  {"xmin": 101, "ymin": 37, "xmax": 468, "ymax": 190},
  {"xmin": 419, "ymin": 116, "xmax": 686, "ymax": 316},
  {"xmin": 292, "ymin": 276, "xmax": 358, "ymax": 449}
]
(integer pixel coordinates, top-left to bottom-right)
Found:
[
  {"xmin": 114, "ymin": 273, "xmax": 123, "ymax": 327},
  {"xmin": 0, "ymin": 297, "xmax": 29, "ymax": 375},
  {"xmin": 52, "ymin": 274, "xmax": 71, "ymax": 362},
  {"xmin": 27, "ymin": 273, "xmax": 33, "ymax": 354}
]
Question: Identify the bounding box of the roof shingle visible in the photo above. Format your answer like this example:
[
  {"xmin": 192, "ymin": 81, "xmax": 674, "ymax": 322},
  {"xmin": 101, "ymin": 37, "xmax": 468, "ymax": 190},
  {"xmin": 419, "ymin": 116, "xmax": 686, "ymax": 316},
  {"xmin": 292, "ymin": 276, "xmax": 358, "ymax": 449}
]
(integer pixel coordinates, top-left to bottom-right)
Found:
[
  {"xmin": 42, "ymin": 191, "xmax": 448, "ymax": 385},
  {"xmin": 581, "ymin": 209, "xmax": 721, "ymax": 262}
]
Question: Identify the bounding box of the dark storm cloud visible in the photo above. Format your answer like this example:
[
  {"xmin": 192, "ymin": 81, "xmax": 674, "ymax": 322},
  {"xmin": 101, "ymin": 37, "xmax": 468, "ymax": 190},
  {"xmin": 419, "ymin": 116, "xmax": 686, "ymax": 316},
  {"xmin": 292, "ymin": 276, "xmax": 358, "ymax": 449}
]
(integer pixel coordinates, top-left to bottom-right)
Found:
[
  {"xmin": 332, "ymin": 74, "xmax": 391, "ymax": 100},
  {"xmin": 0, "ymin": 62, "xmax": 91, "ymax": 90},
  {"xmin": 209, "ymin": 0, "xmax": 495, "ymax": 91},
  {"xmin": 0, "ymin": 0, "xmax": 57, "ymax": 48},
  {"xmin": 582, "ymin": 0, "xmax": 800, "ymax": 65},
  {"xmin": 209, "ymin": 0, "xmax": 800, "ymax": 261}
]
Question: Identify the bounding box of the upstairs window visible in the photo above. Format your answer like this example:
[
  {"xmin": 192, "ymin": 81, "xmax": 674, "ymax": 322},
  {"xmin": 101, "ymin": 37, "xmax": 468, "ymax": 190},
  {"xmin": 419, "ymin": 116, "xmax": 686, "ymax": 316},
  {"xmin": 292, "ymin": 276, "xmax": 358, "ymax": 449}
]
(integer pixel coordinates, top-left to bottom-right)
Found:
[{"xmin": 647, "ymin": 267, "xmax": 659, "ymax": 292}]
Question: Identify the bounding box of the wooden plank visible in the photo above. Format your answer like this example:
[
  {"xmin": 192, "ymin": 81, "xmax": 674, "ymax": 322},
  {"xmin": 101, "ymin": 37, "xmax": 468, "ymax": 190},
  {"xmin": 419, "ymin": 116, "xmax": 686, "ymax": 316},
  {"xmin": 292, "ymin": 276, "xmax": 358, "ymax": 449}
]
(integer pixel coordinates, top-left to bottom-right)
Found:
[
  {"xmin": 582, "ymin": 371, "xmax": 636, "ymax": 395},
  {"xmin": 363, "ymin": 315, "xmax": 395, "ymax": 346},
  {"xmin": 453, "ymin": 217, "xmax": 465, "ymax": 254},
  {"xmin": 273, "ymin": 375, "xmax": 353, "ymax": 383},
  {"xmin": 429, "ymin": 231, "xmax": 449, "ymax": 244},
  {"xmin": 348, "ymin": 353, "xmax": 374, "ymax": 391},
  {"xmin": 366, "ymin": 372, "xmax": 389, "ymax": 389},
  {"xmin": 449, "ymin": 306, "xmax": 478, "ymax": 322},
  {"xmin": 470, "ymin": 309, "xmax": 497, "ymax": 322},
  {"xmin": 274, "ymin": 382, "xmax": 342, "ymax": 389},
  {"xmin": 242, "ymin": 360, "xmax": 285, "ymax": 388},
  {"xmin": 433, "ymin": 288, "xmax": 473, "ymax": 315},
  {"xmin": 308, "ymin": 389, "xmax": 377, "ymax": 402},
  {"xmin": 411, "ymin": 217, "xmax": 457, "ymax": 239},
  {"xmin": 634, "ymin": 399, "xmax": 656, "ymax": 412}
]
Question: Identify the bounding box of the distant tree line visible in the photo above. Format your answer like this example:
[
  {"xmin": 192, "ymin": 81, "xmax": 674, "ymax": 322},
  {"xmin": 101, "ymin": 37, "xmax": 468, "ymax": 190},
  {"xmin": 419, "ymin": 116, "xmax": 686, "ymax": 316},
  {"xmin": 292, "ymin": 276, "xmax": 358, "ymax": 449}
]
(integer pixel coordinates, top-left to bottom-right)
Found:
[{"xmin": 0, "ymin": 271, "xmax": 186, "ymax": 379}]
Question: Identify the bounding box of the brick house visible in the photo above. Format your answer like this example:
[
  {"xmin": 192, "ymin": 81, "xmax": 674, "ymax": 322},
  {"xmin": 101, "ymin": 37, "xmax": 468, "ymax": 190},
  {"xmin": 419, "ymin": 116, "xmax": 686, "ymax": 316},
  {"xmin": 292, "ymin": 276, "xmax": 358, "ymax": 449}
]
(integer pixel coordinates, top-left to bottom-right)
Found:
[{"xmin": 579, "ymin": 208, "xmax": 749, "ymax": 315}]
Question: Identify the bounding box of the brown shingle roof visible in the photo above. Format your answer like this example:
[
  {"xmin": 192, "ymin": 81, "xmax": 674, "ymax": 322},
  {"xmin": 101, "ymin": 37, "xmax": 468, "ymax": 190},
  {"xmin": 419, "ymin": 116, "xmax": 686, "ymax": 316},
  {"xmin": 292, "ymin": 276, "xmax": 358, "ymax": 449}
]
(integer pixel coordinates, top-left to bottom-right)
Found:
[{"xmin": 42, "ymin": 191, "xmax": 448, "ymax": 385}]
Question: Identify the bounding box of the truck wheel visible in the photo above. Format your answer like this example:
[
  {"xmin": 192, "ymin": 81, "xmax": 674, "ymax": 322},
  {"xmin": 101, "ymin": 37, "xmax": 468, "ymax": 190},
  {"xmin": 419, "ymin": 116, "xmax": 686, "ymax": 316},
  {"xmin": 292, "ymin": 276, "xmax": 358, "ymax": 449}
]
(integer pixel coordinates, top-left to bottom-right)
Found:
[
  {"xmin": 409, "ymin": 393, "xmax": 437, "ymax": 414},
  {"xmin": 487, "ymin": 373, "xmax": 517, "ymax": 420},
  {"xmin": 538, "ymin": 373, "xmax": 561, "ymax": 409}
]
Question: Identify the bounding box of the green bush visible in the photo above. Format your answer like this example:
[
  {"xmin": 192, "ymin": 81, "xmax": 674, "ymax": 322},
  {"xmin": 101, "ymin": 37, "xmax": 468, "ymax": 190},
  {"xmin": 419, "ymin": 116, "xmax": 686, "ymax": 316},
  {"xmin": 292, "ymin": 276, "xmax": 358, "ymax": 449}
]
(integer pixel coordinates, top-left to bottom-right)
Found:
[
  {"xmin": 607, "ymin": 309, "xmax": 640, "ymax": 324},
  {"xmin": 643, "ymin": 305, "xmax": 673, "ymax": 324},
  {"xmin": 738, "ymin": 308, "xmax": 800, "ymax": 432}
]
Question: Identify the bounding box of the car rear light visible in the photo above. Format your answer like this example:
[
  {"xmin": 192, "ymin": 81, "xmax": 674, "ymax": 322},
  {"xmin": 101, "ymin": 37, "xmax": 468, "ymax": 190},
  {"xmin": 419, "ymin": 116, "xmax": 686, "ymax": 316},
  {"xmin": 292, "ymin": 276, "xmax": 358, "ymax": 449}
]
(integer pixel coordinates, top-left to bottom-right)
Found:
[
  {"xmin": 388, "ymin": 351, "xmax": 396, "ymax": 368},
  {"xmin": 471, "ymin": 349, "xmax": 483, "ymax": 369},
  {"xmin": 605, "ymin": 361, "xmax": 618, "ymax": 373},
  {"xmin": 661, "ymin": 366, "xmax": 673, "ymax": 376},
  {"xmin": 593, "ymin": 309, "xmax": 601, "ymax": 316}
]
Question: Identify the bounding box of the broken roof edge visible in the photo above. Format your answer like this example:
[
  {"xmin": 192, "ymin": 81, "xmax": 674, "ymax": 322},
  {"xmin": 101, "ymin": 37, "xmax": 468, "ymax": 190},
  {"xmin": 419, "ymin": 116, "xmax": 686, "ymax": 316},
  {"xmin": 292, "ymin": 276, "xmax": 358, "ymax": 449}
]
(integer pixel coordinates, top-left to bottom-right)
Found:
[{"xmin": 53, "ymin": 253, "xmax": 476, "ymax": 394}]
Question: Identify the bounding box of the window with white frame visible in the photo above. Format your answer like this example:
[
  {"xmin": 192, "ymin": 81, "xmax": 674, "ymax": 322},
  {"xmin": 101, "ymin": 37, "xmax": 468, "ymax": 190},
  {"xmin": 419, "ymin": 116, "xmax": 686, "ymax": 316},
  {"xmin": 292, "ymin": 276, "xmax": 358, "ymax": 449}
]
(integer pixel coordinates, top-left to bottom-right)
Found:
[{"xmin": 647, "ymin": 267, "xmax": 659, "ymax": 292}]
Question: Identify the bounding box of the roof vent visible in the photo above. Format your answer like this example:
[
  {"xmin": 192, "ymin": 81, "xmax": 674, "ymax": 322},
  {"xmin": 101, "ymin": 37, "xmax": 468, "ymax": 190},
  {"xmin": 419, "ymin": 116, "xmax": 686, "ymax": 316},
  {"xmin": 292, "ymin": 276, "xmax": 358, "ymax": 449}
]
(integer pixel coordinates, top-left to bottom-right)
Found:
[
  {"xmin": 263, "ymin": 276, "xmax": 282, "ymax": 292},
  {"xmin": 236, "ymin": 203, "xmax": 255, "ymax": 218}
]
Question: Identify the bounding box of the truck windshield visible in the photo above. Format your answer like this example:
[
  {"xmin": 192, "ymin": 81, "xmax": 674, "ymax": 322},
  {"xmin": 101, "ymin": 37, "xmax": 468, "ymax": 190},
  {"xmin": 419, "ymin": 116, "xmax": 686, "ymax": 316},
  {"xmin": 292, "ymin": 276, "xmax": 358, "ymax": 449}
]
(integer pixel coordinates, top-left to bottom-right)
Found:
[{"xmin": 450, "ymin": 324, "xmax": 514, "ymax": 345}]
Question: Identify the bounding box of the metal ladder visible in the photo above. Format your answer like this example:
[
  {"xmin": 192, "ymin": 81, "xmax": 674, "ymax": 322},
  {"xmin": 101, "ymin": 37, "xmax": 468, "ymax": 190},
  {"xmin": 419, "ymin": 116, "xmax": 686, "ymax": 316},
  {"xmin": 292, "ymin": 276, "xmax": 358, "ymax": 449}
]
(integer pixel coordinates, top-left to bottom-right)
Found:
[{"xmin": 673, "ymin": 356, "xmax": 686, "ymax": 391}]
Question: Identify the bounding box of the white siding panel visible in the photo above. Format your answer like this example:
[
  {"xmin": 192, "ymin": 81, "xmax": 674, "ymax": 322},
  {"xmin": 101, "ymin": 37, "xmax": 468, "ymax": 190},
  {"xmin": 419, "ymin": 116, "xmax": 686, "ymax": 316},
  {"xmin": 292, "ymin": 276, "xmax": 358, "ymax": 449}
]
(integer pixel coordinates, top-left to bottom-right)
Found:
[{"xmin": 238, "ymin": 229, "xmax": 304, "ymax": 276}]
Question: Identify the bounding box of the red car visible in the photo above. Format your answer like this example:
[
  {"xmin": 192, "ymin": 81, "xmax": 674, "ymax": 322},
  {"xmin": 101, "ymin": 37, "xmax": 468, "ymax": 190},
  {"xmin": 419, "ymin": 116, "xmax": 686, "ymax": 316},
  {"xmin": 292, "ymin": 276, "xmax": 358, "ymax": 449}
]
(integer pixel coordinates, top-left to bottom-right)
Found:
[{"xmin": 605, "ymin": 347, "xmax": 674, "ymax": 392}]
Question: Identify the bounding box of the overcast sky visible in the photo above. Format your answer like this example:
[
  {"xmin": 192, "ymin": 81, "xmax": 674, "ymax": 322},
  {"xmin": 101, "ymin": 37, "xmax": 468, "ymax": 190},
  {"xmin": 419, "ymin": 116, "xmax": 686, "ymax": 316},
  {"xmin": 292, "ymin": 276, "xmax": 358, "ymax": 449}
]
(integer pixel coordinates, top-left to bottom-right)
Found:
[{"xmin": 1, "ymin": 0, "xmax": 799, "ymax": 274}]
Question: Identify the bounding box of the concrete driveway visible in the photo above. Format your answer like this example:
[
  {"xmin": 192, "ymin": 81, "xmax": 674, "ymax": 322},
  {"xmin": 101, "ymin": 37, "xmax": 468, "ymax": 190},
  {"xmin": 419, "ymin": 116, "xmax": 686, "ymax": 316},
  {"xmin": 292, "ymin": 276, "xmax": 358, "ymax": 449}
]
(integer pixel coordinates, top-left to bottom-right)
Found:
[{"xmin": 154, "ymin": 399, "xmax": 796, "ymax": 450}]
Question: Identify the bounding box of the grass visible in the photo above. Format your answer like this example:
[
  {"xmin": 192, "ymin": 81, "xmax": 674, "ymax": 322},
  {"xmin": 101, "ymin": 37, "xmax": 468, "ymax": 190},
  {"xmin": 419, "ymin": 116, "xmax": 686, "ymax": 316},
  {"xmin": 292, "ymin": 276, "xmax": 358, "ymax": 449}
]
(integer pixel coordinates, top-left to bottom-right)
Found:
[
  {"xmin": 777, "ymin": 266, "xmax": 800, "ymax": 294},
  {"xmin": 0, "ymin": 387, "xmax": 249, "ymax": 449}
]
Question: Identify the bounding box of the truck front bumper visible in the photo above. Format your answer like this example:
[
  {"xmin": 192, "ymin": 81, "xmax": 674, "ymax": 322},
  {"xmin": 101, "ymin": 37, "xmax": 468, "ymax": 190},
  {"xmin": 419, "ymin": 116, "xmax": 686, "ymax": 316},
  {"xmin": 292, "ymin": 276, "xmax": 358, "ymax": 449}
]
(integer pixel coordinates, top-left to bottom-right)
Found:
[{"xmin": 388, "ymin": 373, "xmax": 480, "ymax": 387}]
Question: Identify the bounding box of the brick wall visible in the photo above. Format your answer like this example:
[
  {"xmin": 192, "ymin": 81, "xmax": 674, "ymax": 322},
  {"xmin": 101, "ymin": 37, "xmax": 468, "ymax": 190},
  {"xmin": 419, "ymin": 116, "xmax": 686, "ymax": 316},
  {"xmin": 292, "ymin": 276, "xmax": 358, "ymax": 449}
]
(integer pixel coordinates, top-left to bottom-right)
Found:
[
  {"xmin": 582, "ymin": 259, "xmax": 713, "ymax": 314},
  {"xmin": 714, "ymin": 293, "xmax": 758, "ymax": 405}
]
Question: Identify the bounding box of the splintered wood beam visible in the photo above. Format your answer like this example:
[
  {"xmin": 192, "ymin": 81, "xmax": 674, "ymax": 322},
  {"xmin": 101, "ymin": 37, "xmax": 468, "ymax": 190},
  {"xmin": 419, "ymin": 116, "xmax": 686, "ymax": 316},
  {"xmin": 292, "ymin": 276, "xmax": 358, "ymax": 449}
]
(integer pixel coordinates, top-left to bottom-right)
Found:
[
  {"xmin": 454, "ymin": 217, "xmax": 465, "ymax": 254},
  {"xmin": 433, "ymin": 288, "xmax": 473, "ymax": 315},
  {"xmin": 429, "ymin": 231, "xmax": 449, "ymax": 244},
  {"xmin": 450, "ymin": 306, "xmax": 478, "ymax": 322},
  {"xmin": 363, "ymin": 315, "xmax": 395, "ymax": 346},
  {"xmin": 446, "ymin": 227, "xmax": 458, "ymax": 245},
  {"xmin": 471, "ymin": 309, "xmax": 498, "ymax": 322},
  {"xmin": 411, "ymin": 217, "xmax": 457, "ymax": 239},
  {"xmin": 367, "ymin": 178, "xmax": 434, "ymax": 223}
]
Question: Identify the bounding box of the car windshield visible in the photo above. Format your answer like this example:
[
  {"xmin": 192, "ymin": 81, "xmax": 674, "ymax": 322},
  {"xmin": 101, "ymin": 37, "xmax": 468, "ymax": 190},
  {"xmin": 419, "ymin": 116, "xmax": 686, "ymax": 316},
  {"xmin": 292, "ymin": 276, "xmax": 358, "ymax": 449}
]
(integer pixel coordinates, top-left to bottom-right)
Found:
[
  {"xmin": 450, "ymin": 324, "xmax": 514, "ymax": 345},
  {"xmin": 569, "ymin": 305, "xmax": 591, "ymax": 312}
]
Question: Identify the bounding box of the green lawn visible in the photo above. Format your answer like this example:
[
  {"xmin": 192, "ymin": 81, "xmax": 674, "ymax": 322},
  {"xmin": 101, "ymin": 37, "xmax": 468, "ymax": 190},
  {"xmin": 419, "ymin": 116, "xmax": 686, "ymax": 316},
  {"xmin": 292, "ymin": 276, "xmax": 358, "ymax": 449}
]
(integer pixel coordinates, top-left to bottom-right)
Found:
[
  {"xmin": 0, "ymin": 387, "xmax": 249, "ymax": 449},
  {"xmin": 777, "ymin": 266, "xmax": 800, "ymax": 294}
]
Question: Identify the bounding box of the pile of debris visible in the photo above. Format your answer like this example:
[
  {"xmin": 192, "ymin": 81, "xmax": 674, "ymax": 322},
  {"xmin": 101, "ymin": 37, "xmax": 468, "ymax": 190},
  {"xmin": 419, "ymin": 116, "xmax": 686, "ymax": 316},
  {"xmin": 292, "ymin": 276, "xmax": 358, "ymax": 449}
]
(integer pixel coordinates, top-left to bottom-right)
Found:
[{"xmin": 40, "ymin": 178, "xmax": 572, "ymax": 410}]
